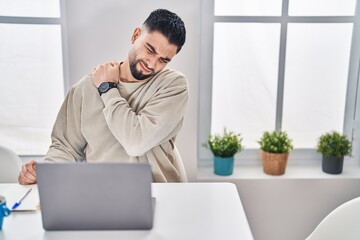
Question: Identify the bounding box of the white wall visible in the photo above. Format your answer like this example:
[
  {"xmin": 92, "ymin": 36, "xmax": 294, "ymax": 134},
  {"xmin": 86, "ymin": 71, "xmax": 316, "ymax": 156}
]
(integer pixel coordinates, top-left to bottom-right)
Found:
[{"xmin": 64, "ymin": 1, "xmax": 360, "ymax": 240}]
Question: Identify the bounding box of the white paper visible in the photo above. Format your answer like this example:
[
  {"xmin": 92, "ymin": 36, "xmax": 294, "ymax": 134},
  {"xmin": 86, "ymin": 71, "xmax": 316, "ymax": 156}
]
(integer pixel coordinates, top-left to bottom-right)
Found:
[{"xmin": 2, "ymin": 184, "xmax": 39, "ymax": 211}]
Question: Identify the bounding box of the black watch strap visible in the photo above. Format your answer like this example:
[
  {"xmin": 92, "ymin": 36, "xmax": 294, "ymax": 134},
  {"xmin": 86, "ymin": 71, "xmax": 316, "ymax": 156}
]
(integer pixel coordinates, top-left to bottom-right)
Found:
[{"xmin": 98, "ymin": 82, "xmax": 117, "ymax": 96}]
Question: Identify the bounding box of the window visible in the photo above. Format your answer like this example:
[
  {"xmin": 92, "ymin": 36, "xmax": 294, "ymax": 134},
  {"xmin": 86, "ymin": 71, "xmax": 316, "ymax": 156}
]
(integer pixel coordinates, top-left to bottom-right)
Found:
[
  {"xmin": 0, "ymin": 0, "xmax": 67, "ymax": 155},
  {"xmin": 199, "ymin": 0, "xmax": 360, "ymax": 164}
]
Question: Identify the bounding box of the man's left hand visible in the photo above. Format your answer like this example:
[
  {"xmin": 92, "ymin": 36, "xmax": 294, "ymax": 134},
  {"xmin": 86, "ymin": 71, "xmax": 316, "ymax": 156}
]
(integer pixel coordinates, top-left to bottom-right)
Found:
[{"xmin": 92, "ymin": 60, "xmax": 120, "ymax": 88}]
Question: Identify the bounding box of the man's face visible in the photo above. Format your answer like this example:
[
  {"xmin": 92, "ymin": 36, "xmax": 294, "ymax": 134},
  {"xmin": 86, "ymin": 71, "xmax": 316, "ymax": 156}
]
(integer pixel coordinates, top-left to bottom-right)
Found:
[{"xmin": 128, "ymin": 28, "xmax": 178, "ymax": 81}]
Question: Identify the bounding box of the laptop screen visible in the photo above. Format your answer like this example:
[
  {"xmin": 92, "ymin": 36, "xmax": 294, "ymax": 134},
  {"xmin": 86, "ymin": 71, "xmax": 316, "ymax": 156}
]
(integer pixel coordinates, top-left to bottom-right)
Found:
[{"xmin": 36, "ymin": 162, "xmax": 154, "ymax": 230}]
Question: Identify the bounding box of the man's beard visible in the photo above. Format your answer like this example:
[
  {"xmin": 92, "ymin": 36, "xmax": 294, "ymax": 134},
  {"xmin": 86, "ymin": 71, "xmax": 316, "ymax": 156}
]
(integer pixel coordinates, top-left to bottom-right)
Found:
[{"xmin": 129, "ymin": 60, "xmax": 157, "ymax": 80}]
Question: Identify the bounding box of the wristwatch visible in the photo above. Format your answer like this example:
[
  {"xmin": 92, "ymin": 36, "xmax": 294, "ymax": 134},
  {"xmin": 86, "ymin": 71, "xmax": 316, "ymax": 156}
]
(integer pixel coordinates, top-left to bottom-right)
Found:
[{"xmin": 98, "ymin": 82, "xmax": 117, "ymax": 95}]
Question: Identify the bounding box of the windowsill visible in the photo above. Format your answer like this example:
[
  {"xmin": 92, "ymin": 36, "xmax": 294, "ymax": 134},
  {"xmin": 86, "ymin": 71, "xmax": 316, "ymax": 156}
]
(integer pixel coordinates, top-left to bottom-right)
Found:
[{"xmin": 197, "ymin": 161, "xmax": 360, "ymax": 180}]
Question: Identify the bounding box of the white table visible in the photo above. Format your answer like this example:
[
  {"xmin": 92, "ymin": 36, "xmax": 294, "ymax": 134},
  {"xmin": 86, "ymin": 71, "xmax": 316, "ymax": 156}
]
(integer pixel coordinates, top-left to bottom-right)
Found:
[{"xmin": 0, "ymin": 183, "xmax": 253, "ymax": 240}]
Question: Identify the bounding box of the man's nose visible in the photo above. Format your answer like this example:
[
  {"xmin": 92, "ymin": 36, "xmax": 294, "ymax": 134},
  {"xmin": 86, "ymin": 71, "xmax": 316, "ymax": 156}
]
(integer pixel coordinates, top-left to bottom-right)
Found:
[{"xmin": 146, "ymin": 57, "xmax": 157, "ymax": 70}]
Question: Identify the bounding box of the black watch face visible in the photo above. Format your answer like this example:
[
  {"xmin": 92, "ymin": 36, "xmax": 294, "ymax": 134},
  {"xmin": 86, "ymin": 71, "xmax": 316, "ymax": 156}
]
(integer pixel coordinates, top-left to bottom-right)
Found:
[{"xmin": 99, "ymin": 82, "xmax": 110, "ymax": 93}]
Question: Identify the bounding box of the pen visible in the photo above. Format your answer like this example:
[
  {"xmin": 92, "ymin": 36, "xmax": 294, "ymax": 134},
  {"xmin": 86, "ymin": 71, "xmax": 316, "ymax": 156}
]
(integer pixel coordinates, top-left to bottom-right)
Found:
[{"xmin": 11, "ymin": 188, "xmax": 32, "ymax": 210}]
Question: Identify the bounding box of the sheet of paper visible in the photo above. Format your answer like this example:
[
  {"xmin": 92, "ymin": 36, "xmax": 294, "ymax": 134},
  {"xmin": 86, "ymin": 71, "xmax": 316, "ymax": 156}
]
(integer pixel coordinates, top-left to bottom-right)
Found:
[{"xmin": 2, "ymin": 184, "xmax": 39, "ymax": 211}]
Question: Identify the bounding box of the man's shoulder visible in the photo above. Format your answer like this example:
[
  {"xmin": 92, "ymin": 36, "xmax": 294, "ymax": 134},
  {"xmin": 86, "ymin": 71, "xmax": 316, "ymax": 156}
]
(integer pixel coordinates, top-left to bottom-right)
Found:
[
  {"xmin": 66, "ymin": 74, "xmax": 95, "ymax": 99},
  {"xmin": 158, "ymin": 68, "xmax": 186, "ymax": 78},
  {"xmin": 155, "ymin": 68, "xmax": 187, "ymax": 85},
  {"xmin": 68, "ymin": 74, "xmax": 93, "ymax": 93},
  {"xmin": 72, "ymin": 74, "xmax": 93, "ymax": 89}
]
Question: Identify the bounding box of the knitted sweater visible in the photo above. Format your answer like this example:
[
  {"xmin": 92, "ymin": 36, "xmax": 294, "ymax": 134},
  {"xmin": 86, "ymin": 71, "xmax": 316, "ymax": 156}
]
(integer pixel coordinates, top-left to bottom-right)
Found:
[{"xmin": 44, "ymin": 68, "xmax": 189, "ymax": 182}]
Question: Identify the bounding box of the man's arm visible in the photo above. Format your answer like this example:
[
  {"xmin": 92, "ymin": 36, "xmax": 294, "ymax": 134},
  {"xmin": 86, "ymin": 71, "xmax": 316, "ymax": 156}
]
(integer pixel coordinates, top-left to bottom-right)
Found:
[
  {"xmin": 44, "ymin": 83, "xmax": 87, "ymax": 162},
  {"xmin": 18, "ymin": 83, "xmax": 87, "ymax": 185},
  {"xmin": 92, "ymin": 62, "xmax": 188, "ymax": 157}
]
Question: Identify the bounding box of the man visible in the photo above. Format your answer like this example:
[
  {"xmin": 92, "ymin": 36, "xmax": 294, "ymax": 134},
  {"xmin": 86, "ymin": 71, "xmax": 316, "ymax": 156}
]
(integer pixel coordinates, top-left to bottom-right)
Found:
[{"xmin": 18, "ymin": 8, "xmax": 188, "ymax": 184}]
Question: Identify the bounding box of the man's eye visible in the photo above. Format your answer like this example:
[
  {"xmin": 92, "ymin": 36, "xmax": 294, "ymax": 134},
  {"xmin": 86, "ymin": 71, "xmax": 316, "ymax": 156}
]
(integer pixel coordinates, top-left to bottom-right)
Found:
[{"xmin": 146, "ymin": 47, "xmax": 154, "ymax": 54}]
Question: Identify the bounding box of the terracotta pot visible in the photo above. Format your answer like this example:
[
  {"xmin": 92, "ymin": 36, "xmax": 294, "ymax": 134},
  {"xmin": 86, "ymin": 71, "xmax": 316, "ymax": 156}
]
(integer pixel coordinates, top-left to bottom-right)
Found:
[{"xmin": 261, "ymin": 150, "xmax": 289, "ymax": 175}]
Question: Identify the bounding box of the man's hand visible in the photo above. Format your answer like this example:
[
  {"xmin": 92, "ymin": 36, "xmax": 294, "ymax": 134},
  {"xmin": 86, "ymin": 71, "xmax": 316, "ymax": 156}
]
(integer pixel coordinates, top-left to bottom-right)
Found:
[
  {"xmin": 92, "ymin": 60, "xmax": 120, "ymax": 88},
  {"xmin": 18, "ymin": 160, "xmax": 37, "ymax": 185}
]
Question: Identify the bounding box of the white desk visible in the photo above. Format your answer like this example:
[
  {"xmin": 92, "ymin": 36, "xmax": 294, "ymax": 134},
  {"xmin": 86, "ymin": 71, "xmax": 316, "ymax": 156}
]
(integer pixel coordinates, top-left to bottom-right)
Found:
[{"xmin": 0, "ymin": 183, "xmax": 253, "ymax": 240}]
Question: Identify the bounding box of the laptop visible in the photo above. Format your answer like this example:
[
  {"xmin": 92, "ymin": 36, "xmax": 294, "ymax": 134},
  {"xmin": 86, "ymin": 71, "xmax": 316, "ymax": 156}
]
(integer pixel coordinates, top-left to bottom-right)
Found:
[{"xmin": 36, "ymin": 162, "xmax": 155, "ymax": 231}]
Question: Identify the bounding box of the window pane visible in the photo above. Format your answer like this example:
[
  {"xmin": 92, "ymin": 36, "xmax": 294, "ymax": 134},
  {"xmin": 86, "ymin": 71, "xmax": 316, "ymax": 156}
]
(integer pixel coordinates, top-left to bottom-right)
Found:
[
  {"xmin": 215, "ymin": 0, "xmax": 282, "ymax": 16},
  {"xmin": 289, "ymin": 0, "xmax": 356, "ymax": 16},
  {"xmin": 0, "ymin": 0, "xmax": 60, "ymax": 18},
  {"xmin": 212, "ymin": 23, "xmax": 281, "ymax": 148},
  {"xmin": 283, "ymin": 23, "xmax": 353, "ymax": 148},
  {"xmin": 0, "ymin": 24, "xmax": 64, "ymax": 154}
]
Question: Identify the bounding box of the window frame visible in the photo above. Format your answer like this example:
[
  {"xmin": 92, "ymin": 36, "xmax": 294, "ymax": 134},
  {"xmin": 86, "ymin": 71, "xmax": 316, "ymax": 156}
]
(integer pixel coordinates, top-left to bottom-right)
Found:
[
  {"xmin": 198, "ymin": 0, "xmax": 360, "ymax": 166},
  {"xmin": 0, "ymin": 0, "xmax": 70, "ymax": 157}
]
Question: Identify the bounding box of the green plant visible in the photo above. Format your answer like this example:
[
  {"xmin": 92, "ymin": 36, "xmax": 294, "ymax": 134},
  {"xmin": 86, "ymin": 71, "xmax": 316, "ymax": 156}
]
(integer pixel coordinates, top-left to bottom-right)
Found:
[
  {"xmin": 203, "ymin": 128, "xmax": 245, "ymax": 158},
  {"xmin": 317, "ymin": 131, "xmax": 352, "ymax": 158},
  {"xmin": 258, "ymin": 130, "xmax": 293, "ymax": 153}
]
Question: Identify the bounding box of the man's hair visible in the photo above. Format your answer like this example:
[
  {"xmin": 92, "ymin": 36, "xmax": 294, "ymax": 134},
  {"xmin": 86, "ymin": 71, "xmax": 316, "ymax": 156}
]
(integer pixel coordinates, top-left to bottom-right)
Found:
[{"xmin": 143, "ymin": 9, "xmax": 186, "ymax": 53}]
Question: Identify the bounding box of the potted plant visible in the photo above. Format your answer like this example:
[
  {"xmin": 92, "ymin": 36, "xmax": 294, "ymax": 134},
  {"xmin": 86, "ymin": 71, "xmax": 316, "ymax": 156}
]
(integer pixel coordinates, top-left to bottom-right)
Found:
[
  {"xmin": 203, "ymin": 128, "xmax": 245, "ymax": 176},
  {"xmin": 316, "ymin": 131, "xmax": 352, "ymax": 174},
  {"xmin": 258, "ymin": 130, "xmax": 293, "ymax": 175}
]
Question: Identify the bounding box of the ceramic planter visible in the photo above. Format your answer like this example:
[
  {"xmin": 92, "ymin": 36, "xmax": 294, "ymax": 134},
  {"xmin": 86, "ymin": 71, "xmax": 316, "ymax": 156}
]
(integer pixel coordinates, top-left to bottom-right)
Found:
[
  {"xmin": 322, "ymin": 155, "xmax": 344, "ymax": 174},
  {"xmin": 261, "ymin": 150, "xmax": 289, "ymax": 175},
  {"xmin": 214, "ymin": 156, "xmax": 234, "ymax": 176}
]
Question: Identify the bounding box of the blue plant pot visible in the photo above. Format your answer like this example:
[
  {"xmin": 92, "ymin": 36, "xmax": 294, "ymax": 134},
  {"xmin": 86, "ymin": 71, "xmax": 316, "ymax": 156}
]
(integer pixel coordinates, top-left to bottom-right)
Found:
[{"xmin": 214, "ymin": 156, "xmax": 234, "ymax": 176}]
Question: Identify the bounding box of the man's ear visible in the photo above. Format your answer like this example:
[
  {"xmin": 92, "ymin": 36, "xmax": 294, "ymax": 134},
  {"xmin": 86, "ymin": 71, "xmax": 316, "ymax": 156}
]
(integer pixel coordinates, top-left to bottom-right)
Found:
[{"xmin": 131, "ymin": 27, "xmax": 141, "ymax": 44}]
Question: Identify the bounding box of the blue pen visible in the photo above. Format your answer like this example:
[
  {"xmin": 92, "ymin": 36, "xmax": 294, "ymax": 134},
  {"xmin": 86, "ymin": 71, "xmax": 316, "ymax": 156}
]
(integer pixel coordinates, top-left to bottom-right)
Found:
[{"xmin": 11, "ymin": 188, "xmax": 32, "ymax": 210}]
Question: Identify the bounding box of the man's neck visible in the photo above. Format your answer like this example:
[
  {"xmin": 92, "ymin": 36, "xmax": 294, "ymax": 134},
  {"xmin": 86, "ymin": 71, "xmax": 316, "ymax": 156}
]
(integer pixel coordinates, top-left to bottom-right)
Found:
[{"xmin": 119, "ymin": 60, "xmax": 134, "ymax": 83}]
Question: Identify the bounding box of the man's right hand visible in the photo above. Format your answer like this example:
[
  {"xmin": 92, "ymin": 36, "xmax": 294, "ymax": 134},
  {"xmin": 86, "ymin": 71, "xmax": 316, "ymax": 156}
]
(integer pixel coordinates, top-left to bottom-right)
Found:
[
  {"xmin": 18, "ymin": 160, "xmax": 37, "ymax": 185},
  {"xmin": 92, "ymin": 60, "xmax": 120, "ymax": 88}
]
